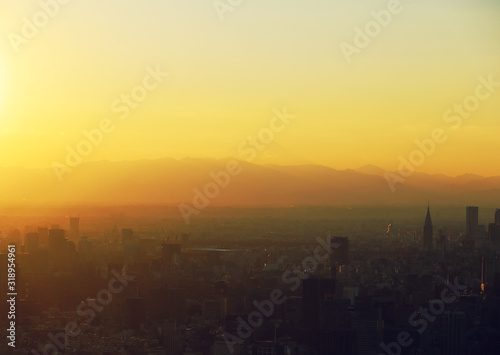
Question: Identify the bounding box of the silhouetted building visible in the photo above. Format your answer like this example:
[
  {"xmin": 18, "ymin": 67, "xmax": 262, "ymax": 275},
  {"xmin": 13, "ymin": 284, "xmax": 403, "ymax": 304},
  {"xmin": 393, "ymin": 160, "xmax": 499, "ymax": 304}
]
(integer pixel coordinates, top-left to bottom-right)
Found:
[
  {"xmin": 124, "ymin": 297, "xmax": 144, "ymax": 330},
  {"xmin": 319, "ymin": 329, "xmax": 356, "ymax": 355},
  {"xmin": 438, "ymin": 229, "xmax": 447, "ymax": 259},
  {"xmin": 439, "ymin": 312, "xmax": 466, "ymax": 355},
  {"xmin": 163, "ymin": 320, "xmax": 182, "ymax": 355},
  {"xmin": 495, "ymin": 208, "xmax": 500, "ymax": 225},
  {"xmin": 302, "ymin": 278, "xmax": 336, "ymax": 328},
  {"xmin": 111, "ymin": 225, "xmax": 119, "ymax": 242},
  {"xmin": 37, "ymin": 227, "xmax": 49, "ymax": 249},
  {"xmin": 78, "ymin": 237, "xmax": 92, "ymax": 262},
  {"xmin": 24, "ymin": 232, "xmax": 39, "ymax": 253},
  {"xmin": 122, "ymin": 228, "xmax": 134, "ymax": 243},
  {"xmin": 162, "ymin": 243, "xmax": 182, "ymax": 265},
  {"xmin": 488, "ymin": 223, "xmax": 500, "ymax": 241},
  {"xmin": 466, "ymin": 206, "xmax": 479, "ymax": 239},
  {"xmin": 423, "ymin": 205, "xmax": 433, "ymax": 252},
  {"xmin": 482, "ymin": 256, "xmax": 500, "ymax": 295},
  {"xmin": 48, "ymin": 228, "xmax": 67, "ymax": 254},
  {"xmin": 149, "ymin": 287, "xmax": 186, "ymax": 324},
  {"xmin": 69, "ymin": 217, "xmax": 79, "ymax": 240}
]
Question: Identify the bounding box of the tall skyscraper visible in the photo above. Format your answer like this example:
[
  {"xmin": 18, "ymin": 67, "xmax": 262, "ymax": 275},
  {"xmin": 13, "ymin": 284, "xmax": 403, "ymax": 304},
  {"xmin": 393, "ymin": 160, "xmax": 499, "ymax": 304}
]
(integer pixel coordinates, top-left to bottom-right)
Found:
[
  {"xmin": 495, "ymin": 208, "xmax": 500, "ymax": 226},
  {"xmin": 481, "ymin": 256, "xmax": 500, "ymax": 295},
  {"xmin": 48, "ymin": 228, "xmax": 66, "ymax": 251},
  {"xmin": 122, "ymin": 228, "xmax": 134, "ymax": 243},
  {"xmin": 423, "ymin": 205, "xmax": 433, "ymax": 252},
  {"xmin": 302, "ymin": 278, "xmax": 336, "ymax": 328},
  {"xmin": 488, "ymin": 223, "xmax": 500, "ymax": 241},
  {"xmin": 330, "ymin": 236, "xmax": 349, "ymax": 279},
  {"xmin": 24, "ymin": 232, "xmax": 39, "ymax": 253},
  {"xmin": 466, "ymin": 206, "xmax": 479, "ymax": 238},
  {"xmin": 37, "ymin": 227, "xmax": 49, "ymax": 249},
  {"xmin": 439, "ymin": 312, "xmax": 466, "ymax": 355},
  {"xmin": 69, "ymin": 217, "xmax": 79, "ymax": 240}
]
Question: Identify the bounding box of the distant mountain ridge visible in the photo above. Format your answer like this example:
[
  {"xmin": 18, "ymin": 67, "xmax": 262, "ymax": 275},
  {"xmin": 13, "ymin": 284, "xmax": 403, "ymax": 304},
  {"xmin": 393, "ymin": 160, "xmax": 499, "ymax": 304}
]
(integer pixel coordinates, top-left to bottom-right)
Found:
[{"xmin": 0, "ymin": 158, "xmax": 499, "ymax": 206}]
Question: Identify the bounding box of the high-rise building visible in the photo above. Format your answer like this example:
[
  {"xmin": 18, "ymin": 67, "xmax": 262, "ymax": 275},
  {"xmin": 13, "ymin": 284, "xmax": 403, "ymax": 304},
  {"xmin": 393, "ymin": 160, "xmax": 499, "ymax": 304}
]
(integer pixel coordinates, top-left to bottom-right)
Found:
[
  {"xmin": 481, "ymin": 256, "xmax": 500, "ymax": 295},
  {"xmin": 149, "ymin": 287, "xmax": 186, "ymax": 324},
  {"xmin": 495, "ymin": 208, "xmax": 500, "ymax": 226},
  {"xmin": 122, "ymin": 228, "xmax": 134, "ymax": 243},
  {"xmin": 37, "ymin": 227, "xmax": 49, "ymax": 249},
  {"xmin": 423, "ymin": 205, "xmax": 433, "ymax": 252},
  {"xmin": 162, "ymin": 243, "xmax": 182, "ymax": 265},
  {"xmin": 24, "ymin": 232, "xmax": 39, "ymax": 253},
  {"xmin": 124, "ymin": 297, "xmax": 144, "ymax": 330},
  {"xmin": 48, "ymin": 228, "xmax": 67, "ymax": 254},
  {"xmin": 488, "ymin": 223, "xmax": 500, "ymax": 241},
  {"xmin": 302, "ymin": 278, "xmax": 336, "ymax": 328},
  {"xmin": 466, "ymin": 206, "xmax": 479, "ymax": 238},
  {"xmin": 69, "ymin": 217, "xmax": 79, "ymax": 240},
  {"xmin": 78, "ymin": 237, "xmax": 93, "ymax": 262},
  {"xmin": 439, "ymin": 312, "xmax": 466, "ymax": 355},
  {"xmin": 111, "ymin": 225, "xmax": 119, "ymax": 242},
  {"xmin": 330, "ymin": 236, "xmax": 349, "ymax": 279}
]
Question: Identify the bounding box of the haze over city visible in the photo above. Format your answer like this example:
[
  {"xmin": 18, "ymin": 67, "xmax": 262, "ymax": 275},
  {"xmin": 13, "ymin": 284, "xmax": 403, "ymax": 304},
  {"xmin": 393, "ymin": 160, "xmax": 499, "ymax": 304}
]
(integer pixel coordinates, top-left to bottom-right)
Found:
[{"xmin": 1, "ymin": 0, "xmax": 500, "ymax": 354}]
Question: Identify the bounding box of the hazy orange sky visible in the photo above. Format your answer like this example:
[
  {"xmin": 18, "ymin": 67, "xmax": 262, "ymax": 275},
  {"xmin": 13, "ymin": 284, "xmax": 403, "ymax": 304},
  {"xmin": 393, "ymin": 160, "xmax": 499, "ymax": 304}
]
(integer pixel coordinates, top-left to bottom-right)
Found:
[{"xmin": 1, "ymin": 0, "xmax": 499, "ymax": 176}]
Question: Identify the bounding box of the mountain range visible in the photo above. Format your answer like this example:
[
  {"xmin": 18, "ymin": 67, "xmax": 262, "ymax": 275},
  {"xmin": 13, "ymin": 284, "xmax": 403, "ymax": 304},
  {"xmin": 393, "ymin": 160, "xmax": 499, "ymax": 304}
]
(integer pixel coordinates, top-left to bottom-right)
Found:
[{"xmin": 0, "ymin": 158, "xmax": 499, "ymax": 206}]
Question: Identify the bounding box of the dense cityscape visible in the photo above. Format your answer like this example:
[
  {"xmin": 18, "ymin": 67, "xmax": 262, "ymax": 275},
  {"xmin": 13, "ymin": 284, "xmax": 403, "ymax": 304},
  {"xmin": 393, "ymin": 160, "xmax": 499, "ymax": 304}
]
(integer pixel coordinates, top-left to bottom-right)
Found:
[{"xmin": 0, "ymin": 205, "xmax": 498, "ymax": 354}]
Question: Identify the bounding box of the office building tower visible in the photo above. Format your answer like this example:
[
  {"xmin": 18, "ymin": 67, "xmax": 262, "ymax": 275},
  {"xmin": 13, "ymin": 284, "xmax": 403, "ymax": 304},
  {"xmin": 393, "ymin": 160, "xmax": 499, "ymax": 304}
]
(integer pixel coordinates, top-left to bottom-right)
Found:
[
  {"xmin": 24, "ymin": 232, "xmax": 39, "ymax": 253},
  {"xmin": 439, "ymin": 312, "xmax": 466, "ymax": 355},
  {"xmin": 48, "ymin": 228, "xmax": 67, "ymax": 254},
  {"xmin": 330, "ymin": 236, "xmax": 349, "ymax": 279},
  {"xmin": 37, "ymin": 227, "xmax": 49, "ymax": 249},
  {"xmin": 124, "ymin": 297, "xmax": 144, "ymax": 330},
  {"xmin": 495, "ymin": 208, "xmax": 500, "ymax": 225},
  {"xmin": 423, "ymin": 205, "xmax": 433, "ymax": 252},
  {"xmin": 466, "ymin": 206, "xmax": 479, "ymax": 238},
  {"xmin": 488, "ymin": 223, "xmax": 500, "ymax": 241},
  {"xmin": 149, "ymin": 287, "xmax": 186, "ymax": 324},
  {"xmin": 69, "ymin": 217, "xmax": 79, "ymax": 240},
  {"xmin": 302, "ymin": 278, "xmax": 336, "ymax": 328},
  {"xmin": 122, "ymin": 228, "xmax": 134, "ymax": 243},
  {"xmin": 78, "ymin": 237, "xmax": 93, "ymax": 262},
  {"xmin": 481, "ymin": 256, "xmax": 500, "ymax": 295},
  {"xmin": 162, "ymin": 243, "xmax": 182, "ymax": 265}
]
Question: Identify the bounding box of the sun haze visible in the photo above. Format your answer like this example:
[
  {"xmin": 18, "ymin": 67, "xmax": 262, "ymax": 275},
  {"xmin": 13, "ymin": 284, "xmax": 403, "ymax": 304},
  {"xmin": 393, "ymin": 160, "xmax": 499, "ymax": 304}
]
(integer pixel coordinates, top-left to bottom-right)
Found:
[{"xmin": 0, "ymin": 0, "xmax": 499, "ymax": 177}]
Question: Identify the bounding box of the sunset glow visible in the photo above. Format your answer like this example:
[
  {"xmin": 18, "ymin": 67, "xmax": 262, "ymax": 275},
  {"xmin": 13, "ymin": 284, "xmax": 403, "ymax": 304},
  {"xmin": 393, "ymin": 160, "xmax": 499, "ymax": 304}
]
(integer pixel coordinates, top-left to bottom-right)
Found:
[{"xmin": 0, "ymin": 0, "xmax": 499, "ymax": 178}]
